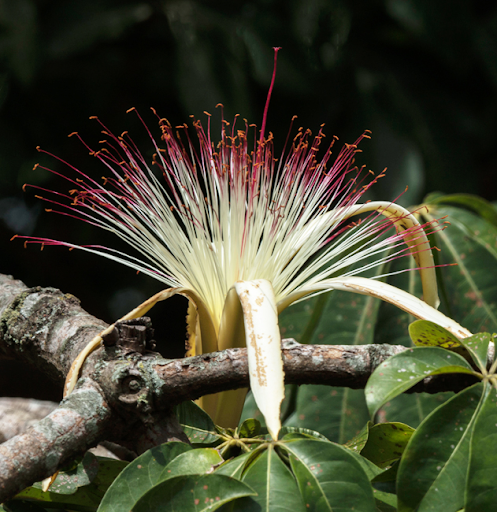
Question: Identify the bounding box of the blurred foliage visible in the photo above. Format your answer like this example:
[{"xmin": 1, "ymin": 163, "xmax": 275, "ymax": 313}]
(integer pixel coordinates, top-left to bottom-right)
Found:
[{"xmin": 1, "ymin": 0, "xmax": 497, "ymax": 397}]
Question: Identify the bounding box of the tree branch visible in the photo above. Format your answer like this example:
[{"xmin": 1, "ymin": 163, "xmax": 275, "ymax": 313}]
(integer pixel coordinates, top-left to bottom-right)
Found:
[{"xmin": 0, "ymin": 273, "xmax": 479, "ymax": 501}]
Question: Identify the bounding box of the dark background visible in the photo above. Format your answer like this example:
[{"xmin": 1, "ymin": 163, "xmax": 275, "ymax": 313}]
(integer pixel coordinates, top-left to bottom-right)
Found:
[{"xmin": 1, "ymin": 0, "xmax": 497, "ymax": 399}]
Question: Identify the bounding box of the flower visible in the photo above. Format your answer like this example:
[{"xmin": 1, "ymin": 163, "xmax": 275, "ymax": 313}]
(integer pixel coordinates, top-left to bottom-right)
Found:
[{"xmin": 16, "ymin": 53, "xmax": 470, "ymax": 439}]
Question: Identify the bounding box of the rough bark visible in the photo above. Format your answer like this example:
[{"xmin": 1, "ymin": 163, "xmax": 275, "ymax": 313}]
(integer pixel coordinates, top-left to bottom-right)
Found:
[{"xmin": 0, "ymin": 273, "xmax": 481, "ymax": 501}]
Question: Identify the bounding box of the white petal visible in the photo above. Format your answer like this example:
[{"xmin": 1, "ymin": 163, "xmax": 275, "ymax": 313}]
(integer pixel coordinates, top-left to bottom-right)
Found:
[
  {"xmin": 278, "ymin": 276, "xmax": 471, "ymax": 339},
  {"xmin": 234, "ymin": 279, "xmax": 285, "ymax": 440}
]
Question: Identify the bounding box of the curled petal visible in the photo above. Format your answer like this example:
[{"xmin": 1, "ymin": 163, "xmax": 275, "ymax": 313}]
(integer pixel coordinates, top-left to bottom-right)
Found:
[
  {"xmin": 278, "ymin": 276, "xmax": 471, "ymax": 340},
  {"xmin": 64, "ymin": 286, "xmax": 217, "ymax": 396},
  {"xmin": 289, "ymin": 201, "xmax": 440, "ymax": 309}
]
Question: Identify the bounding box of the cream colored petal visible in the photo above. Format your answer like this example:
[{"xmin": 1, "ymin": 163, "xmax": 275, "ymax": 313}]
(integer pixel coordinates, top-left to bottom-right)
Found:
[
  {"xmin": 278, "ymin": 276, "xmax": 471, "ymax": 340},
  {"xmin": 212, "ymin": 288, "xmax": 249, "ymax": 428},
  {"xmin": 350, "ymin": 202, "xmax": 439, "ymax": 309},
  {"xmin": 234, "ymin": 279, "xmax": 285, "ymax": 440}
]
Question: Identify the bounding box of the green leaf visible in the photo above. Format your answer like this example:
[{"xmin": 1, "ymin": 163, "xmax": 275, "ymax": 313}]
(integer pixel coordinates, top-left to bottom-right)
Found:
[
  {"xmin": 360, "ymin": 422, "xmax": 415, "ymax": 468},
  {"xmin": 159, "ymin": 448, "xmax": 223, "ymax": 479},
  {"xmin": 238, "ymin": 418, "xmax": 261, "ymax": 439},
  {"xmin": 422, "ymin": 205, "xmax": 497, "ymax": 333},
  {"xmin": 237, "ymin": 445, "xmax": 306, "ymax": 512},
  {"xmin": 12, "ymin": 489, "xmax": 98, "ymax": 512},
  {"xmin": 345, "ymin": 449, "xmax": 384, "ymax": 481},
  {"xmin": 343, "ymin": 421, "xmax": 371, "ymax": 453},
  {"xmin": 215, "ymin": 452, "xmax": 252, "ymax": 479},
  {"xmin": 408, "ymin": 320, "xmax": 462, "ymax": 349},
  {"xmin": 372, "ymin": 460, "xmax": 400, "ymax": 484},
  {"xmin": 373, "ymin": 490, "xmax": 398, "ymax": 512},
  {"xmin": 376, "ymin": 391, "xmax": 454, "ymax": 428},
  {"xmin": 426, "ymin": 193, "xmax": 497, "ymax": 228},
  {"xmin": 465, "ymin": 385, "xmax": 497, "ymax": 511},
  {"xmin": 175, "ymin": 401, "xmax": 221, "ymax": 445},
  {"xmin": 33, "ymin": 452, "xmax": 99, "ymax": 495},
  {"xmin": 280, "ymin": 426, "xmax": 330, "ymax": 442},
  {"xmin": 458, "ymin": 332, "xmax": 492, "ymax": 372},
  {"xmin": 91, "ymin": 458, "xmax": 130, "ymax": 496},
  {"xmin": 284, "ymin": 386, "xmax": 370, "ymax": 443},
  {"xmin": 397, "ymin": 383, "xmax": 484, "ymax": 512},
  {"xmin": 131, "ymin": 474, "xmax": 255, "ymax": 512},
  {"xmin": 284, "ymin": 439, "xmax": 376, "ymax": 511},
  {"xmin": 366, "ymin": 346, "xmax": 476, "ymax": 418},
  {"xmin": 14, "ymin": 458, "xmax": 128, "ymax": 512},
  {"xmin": 97, "ymin": 441, "xmax": 191, "ymax": 511}
]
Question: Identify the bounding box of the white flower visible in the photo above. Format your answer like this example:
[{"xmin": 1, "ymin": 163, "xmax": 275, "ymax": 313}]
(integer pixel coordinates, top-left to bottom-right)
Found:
[{"xmin": 18, "ymin": 106, "xmax": 470, "ymax": 440}]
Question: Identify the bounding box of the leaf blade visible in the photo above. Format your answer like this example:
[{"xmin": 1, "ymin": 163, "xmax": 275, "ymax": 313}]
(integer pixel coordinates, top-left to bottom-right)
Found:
[{"xmin": 365, "ymin": 346, "xmax": 476, "ymax": 418}]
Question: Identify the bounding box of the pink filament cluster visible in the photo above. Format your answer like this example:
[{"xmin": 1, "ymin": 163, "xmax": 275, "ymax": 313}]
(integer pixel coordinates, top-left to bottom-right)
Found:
[{"xmin": 15, "ymin": 108, "xmax": 443, "ymax": 292}]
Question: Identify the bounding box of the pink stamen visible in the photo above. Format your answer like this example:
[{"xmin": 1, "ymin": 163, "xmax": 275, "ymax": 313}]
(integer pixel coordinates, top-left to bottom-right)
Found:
[{"xmin": 260, "ymin": 47, "xmax": 281, "ymax": 144}]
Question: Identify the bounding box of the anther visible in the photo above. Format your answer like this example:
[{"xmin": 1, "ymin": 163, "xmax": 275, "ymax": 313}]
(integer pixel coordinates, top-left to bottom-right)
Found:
[
  {"xmin": 10, "ymin": 234, "xmax": 18, "ymax": 241},
  {"xmin": 126, "ymin": 107, "xmax": 136, "ymax": 114}
]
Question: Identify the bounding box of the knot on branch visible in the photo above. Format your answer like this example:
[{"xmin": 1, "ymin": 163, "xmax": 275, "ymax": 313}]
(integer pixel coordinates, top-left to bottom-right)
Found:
[{"xmin": 102, "ymin": 316, "xmax": 156, "ymax": 353}]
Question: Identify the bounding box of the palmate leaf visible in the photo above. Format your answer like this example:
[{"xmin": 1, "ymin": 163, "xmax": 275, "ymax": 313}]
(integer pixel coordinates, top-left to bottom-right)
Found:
[{"xmin": 397, "ymin": 383, "xmax": 484, "ymax": 512}]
